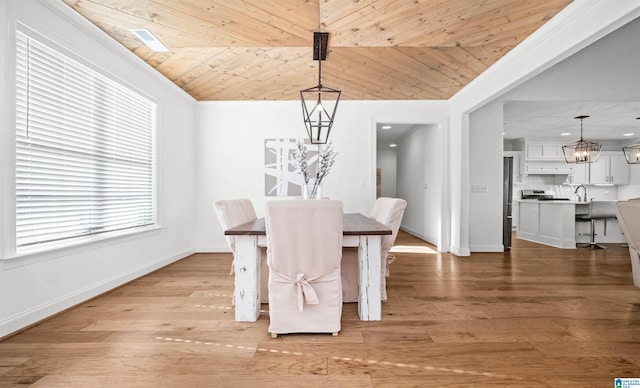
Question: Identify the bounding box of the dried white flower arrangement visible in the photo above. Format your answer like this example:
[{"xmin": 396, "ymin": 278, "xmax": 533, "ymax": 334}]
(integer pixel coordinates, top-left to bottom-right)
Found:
[{"xmin": 291, "ymin": 140, "xmax": 338, "ymax": 199}]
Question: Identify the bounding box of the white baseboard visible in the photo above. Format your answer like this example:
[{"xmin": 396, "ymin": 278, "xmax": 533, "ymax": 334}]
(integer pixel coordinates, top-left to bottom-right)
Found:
[
  {"xmin": 0, "ymin": 249, "xmax": 194, "ymax": 339},
  {"xmin": 195, "ymin": 244, "xmax": 232, "ymax": 253},
  {"xmin": 399, "ymin": 226, "xmax": 439, "ymax": 247},
  {"xmin": 469, "ymin": 244, "xmax": 506, "ymax": 252},
  {"xmin": 399, "ymin": 226, "xmax": 423, "ymax": 239},
  {"xmin": 450, "ymin": 245, "xmax": 471, "ymax": 256}
]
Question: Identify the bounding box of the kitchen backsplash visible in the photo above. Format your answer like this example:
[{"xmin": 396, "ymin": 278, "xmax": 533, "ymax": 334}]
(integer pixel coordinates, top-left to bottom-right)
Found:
[{"xmin": 514, "ymin": 175, "xmax": 618, "ymax": 201}]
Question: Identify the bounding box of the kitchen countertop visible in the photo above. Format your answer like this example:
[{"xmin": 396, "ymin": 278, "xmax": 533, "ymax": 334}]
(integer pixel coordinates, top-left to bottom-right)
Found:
[
  {"xmin": 515, "ymin": 198, "xmax": 583, "ymax": 204},
  {"xmin": 515, "ymin": 199, "xmax": 617, "ymax": 205}
]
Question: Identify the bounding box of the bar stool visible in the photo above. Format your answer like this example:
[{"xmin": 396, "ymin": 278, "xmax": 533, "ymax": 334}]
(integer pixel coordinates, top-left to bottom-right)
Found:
[{"xmin": 576, "ymin": 215, "xmax": 616, "ymax": 249}]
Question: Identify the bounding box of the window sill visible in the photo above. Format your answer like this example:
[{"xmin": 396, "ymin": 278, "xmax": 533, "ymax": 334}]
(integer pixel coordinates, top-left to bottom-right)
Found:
[{"xmin": 3, "ymin": 225, "xmax": 162, "ymax": 268}]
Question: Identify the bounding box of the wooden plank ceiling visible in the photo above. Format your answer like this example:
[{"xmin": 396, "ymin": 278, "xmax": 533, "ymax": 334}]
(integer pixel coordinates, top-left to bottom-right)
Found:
[{"xmin": 62, "ymin": 0, "xmax": 573, "ymax": 101}]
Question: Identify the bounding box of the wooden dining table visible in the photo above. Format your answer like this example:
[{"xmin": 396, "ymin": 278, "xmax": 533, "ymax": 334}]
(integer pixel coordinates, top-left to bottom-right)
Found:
[{"xmin": 224, "ymin": 213, "xmax": 391, "ymax": 322}]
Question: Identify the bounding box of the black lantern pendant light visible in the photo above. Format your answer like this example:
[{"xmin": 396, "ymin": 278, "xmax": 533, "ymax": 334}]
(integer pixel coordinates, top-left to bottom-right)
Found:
[
  {"xmin": 300, "ymin": 32, "xmax": 341, "ymax": 144},
  {"xmin": 622, "ymin": 117, "xmax": 640, "ymax": 164},
  {"xmin": 562, "ymin": 115, "xmax": 602, "ymax": 163}
]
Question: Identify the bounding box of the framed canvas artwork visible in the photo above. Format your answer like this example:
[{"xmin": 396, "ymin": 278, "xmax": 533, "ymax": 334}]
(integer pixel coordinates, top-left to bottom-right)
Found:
[{"xmin": 264, "ymin": 138, "xmax": 318, "ymax": 196}]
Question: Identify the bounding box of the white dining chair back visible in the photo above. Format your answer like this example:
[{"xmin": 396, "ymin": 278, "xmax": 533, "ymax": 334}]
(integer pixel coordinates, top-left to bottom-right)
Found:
[
  {"xmin": 371, "ymin": 197, "xmax": 408, "ymax": 268},
  {"xmin": 341, "ymin": 197, "xmax": 407, "ymax": 302},
  {"xmin": 214, "ymin": 198, "xmax": 269, "ymax": 302},
  {"xmin": 265, "ymin": 199, "xmax": 343, "ymax": 337},
  {"xmin": 214, "ymin": 198, "xmax": 257, "ymax": 253},
  {"xmin": 616, "ymin": 200, "xmax": 640, "ymax": 287}
]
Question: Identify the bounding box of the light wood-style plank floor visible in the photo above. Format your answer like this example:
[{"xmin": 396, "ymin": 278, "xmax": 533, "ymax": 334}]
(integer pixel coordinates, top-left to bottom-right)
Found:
[{"xmin": 1, "ymin": 231, "xmax": 639, "ymax": 387}]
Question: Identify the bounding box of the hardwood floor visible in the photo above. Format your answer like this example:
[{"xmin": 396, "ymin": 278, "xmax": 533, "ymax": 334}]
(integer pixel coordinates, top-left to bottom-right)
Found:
[{"xmin": 1, "ymin": 231, "xmax": 639, "ymax": 387}]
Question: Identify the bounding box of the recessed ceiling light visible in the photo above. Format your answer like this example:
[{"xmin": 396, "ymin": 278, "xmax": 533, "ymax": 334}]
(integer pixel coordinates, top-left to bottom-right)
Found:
[
  {"xmin": 382, "ymin": 125, "xmax": 392, "ymax": 130},
  {"xmin": 130, "ymin": 29, "xmax": 169, "ymax": 52},
  {"xmin": 561, "ymin": 132, "xmax": 571, "ymax": 136},
  {"xmin": 623, "ymin": 133, "xmax": 635, "ymax": 137},
  {"xmin": 389, "ymin": 143, "xmax": 397, "ymax": 147}
]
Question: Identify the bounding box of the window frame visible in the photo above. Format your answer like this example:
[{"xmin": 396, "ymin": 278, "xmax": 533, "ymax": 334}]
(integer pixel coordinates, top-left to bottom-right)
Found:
[{"xmin": 8, "ymin": 24, "xmax": 159, "ymax": 259}]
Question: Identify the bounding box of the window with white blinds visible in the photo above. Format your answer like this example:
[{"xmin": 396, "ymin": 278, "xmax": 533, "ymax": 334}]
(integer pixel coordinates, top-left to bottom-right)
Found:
[{"xmin": 15, "ymin": 30, "xmax": 156, "ymax": 250}]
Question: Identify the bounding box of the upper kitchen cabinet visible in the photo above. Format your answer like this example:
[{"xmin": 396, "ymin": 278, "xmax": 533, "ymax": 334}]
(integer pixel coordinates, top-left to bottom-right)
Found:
[
  {"xmin": 526, "ymin": 142, "xmax": 565, "ymax": 161},
  {"xmin": 522, "ymin": 141, "xmax": 574, "ymax": 174},
  {"xmin": 525, "ymin": 161, "xmax": 576, "ymax": 174},
  {"xmin": 510, "ymin": 139, "xmax": 631, "ymax": 184},
  {"xmin": 589, "ymin": 152, "xmax": 629, "ymax": 185},
  {"xmin": 569, "ymin": 163, "xmax": 589, "ymax": 185}
]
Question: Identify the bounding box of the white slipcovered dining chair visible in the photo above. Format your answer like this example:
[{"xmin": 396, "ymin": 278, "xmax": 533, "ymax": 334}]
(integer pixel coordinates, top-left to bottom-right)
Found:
[
  {"xmin": 616, "ymin": 199, "xmax": 640, "ymax": 287},
  {"xmin": 265, "ymin": 199, "xmax": 343, "ymax": 337},
  {"xmin": 214, "ymin": 198, "xmax": 269, "ymax": 303},
  {"xmin": 341, "ymin": 197, "xmax": 407, "ymax": 302}
]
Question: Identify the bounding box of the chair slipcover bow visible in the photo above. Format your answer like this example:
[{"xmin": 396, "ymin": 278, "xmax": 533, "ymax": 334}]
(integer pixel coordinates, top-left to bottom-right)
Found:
[{"xmin": 271, "ymin": 268, "xmax": 340, "ymax": 311}]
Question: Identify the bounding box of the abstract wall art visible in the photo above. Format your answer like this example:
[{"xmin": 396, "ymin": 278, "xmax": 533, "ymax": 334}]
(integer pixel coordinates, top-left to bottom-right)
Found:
[{"xmin": 264, "ymin": 138, "xmax": 318, "ymax": 196}]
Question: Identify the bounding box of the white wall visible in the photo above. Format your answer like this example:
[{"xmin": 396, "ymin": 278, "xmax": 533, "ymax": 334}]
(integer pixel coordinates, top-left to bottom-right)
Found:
[
  {"xmin": 423, "ymin": 125, "xmax": 443, "ymax": 245},
  {"xmin": 376, "ymin": 149, "xmax": 397, "ymax": 198},
  {"xmin": 0, "ymin": 0, "xmax": 196, "ymax": 337},
  {"xmin": 505, "ymin": 17, "xmax": 640, "ymax": 102},
  {"xmin": 394, "ymin": 124, "xmax": 442, "ymax": 245},
  {"xmin": 468, "ymin": 100, "xmax": 504, "ymax": 252},
  {"xmin": 194, "ymin": 100, "xmax": 449, "ymax": 252},
  {"xmin": 397, "ymin": 127, "xmax": 425, "ymax": 237}
]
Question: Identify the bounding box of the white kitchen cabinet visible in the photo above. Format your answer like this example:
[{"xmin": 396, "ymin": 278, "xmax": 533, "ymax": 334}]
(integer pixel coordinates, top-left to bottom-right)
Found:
[
  {"xmin": 608, "ymin": 154, "xmax": 629, "ymax": 184},
  {"xmin": 589, "ymin": 152, "xmax": 629, "ymax": 185},
  {"xmin": 630, "ymin": 162, "xmax": 640, "ymax": 184},
  {"xmin": 525, "ymin": 162, "xmax": 576, "ymax": 174},
  {"xmin": 526, "ymin": 142, "xmax": 564, "ymax": 161},
  {"xmin": 518, "ymin": 141, "xmax": 630, "ymax": 186},
  {"xmin": 568, "ymin": 163, "xmax": 589, "ymax": 185},
  {"xmin": 516, "ymin": 200, "xmax": 625, "ymax": 248},
  {"xmin": 516, "ymin": 200, "xmax": 577, "ymax": 249}
]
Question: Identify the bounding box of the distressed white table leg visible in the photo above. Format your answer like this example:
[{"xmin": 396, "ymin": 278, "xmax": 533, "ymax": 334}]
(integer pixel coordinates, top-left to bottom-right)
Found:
[
  {"xmin": 358, "ymin": 235, "xmax": 382, "ymax": 320},
  {"xmin": 234, "ymin": 235, "xmax": 261, "ymax": 321}
]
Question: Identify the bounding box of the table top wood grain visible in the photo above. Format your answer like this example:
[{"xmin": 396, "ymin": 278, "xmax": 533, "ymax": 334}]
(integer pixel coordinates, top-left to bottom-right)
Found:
[{"xmin": 224, "ymin": 213, "xmax": 391, "ymax": 236}]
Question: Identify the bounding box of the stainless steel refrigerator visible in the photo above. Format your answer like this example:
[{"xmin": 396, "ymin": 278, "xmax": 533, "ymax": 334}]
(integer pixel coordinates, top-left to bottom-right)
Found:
[{"xmin": 503, "ymin": 156, "xmax": 513, "ymax": 251}]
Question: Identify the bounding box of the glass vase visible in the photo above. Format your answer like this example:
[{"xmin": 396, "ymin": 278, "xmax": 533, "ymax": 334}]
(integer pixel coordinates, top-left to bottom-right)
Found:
[{"xmin": 302, "ymin": 182, "xmax": 321, "ymax": 199}]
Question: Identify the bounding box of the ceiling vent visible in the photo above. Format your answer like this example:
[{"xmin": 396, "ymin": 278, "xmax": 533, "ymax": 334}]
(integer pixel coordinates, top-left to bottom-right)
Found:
[{"xmin": 129, "ymin": 29, "xmax": 169, "ymax": 52}]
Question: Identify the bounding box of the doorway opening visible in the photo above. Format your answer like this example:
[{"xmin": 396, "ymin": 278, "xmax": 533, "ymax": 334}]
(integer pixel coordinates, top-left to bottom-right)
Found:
[{"xmin": 374, "ymin": 121, "xmax": 447, "ymax": 251}]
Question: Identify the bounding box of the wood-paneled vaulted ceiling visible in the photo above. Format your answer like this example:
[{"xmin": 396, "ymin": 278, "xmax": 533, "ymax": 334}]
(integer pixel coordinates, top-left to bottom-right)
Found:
[{"xmin": 62, "ymin": 0, "xmax": 573, "ymax": 101}]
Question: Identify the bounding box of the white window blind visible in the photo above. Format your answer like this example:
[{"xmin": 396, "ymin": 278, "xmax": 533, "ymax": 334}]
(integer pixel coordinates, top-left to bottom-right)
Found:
[{"xmin": 15, "ymin": 30, "xmax": 156, "ymax": 249}]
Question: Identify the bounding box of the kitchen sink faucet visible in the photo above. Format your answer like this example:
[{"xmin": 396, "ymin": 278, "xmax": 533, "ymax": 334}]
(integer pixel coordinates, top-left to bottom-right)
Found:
[{"xmin": 574, "ymin": 185, "xmax": 587, "ymax": 202}]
